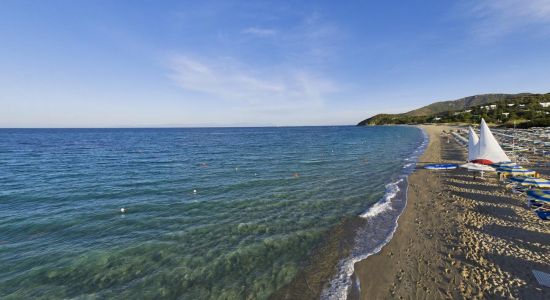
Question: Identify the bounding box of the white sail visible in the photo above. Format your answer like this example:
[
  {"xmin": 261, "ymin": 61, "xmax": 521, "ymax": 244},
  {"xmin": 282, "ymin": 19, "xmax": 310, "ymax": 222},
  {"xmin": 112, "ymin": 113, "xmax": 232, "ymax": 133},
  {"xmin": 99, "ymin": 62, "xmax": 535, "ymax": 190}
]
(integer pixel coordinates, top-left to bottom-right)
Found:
[
  {"xmin": 467, "ymin": 126, "xmax": 479, "ymax": 162},
  {"xmin": 474, "ymin": 118, "xmax": 511, "ymax": 164}
]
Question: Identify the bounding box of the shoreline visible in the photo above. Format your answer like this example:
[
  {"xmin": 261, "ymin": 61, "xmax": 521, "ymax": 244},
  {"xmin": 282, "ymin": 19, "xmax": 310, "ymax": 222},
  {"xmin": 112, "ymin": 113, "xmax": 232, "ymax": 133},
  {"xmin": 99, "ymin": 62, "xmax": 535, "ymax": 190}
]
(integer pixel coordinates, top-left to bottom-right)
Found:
[
  {"xmin": 270, "ymin": 126, "xmax": 429, "ymax": 300},
  {"xmin": 352, "ymin": 125, "xmax": 550, "ymax": 299},
  {"xmin": 319, "ymin": 126, "xmax": 428, "ymax": 300}
]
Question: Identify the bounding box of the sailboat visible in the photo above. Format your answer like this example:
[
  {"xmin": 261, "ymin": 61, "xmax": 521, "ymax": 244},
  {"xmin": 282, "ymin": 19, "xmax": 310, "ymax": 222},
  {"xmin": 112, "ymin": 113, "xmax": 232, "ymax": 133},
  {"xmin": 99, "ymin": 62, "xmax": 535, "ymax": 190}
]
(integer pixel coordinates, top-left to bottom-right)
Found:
[
  {"xmin": 467, "ymin": 126, "xmax": 479, "ymax": 162},
  {"xmin": 470, "ymin": 119, "xmax": 511, "ymax": 165}
]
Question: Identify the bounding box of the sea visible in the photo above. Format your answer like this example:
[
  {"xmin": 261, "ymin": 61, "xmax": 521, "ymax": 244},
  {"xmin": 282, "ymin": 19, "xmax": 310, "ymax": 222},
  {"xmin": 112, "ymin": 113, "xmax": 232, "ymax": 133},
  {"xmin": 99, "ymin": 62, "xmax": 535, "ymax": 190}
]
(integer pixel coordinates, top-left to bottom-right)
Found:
[{"xmin": 0, "ymin": 126, "xmax": 427, "ymax": 299}]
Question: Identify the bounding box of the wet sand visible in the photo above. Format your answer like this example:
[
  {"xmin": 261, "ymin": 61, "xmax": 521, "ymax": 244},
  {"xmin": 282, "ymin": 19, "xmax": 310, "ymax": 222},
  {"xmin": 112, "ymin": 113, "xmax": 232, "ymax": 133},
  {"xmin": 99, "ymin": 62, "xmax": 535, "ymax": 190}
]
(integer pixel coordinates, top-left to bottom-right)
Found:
[{"xmin": 353, "ymin": 125, "xmax": 550, "ymax": 299}]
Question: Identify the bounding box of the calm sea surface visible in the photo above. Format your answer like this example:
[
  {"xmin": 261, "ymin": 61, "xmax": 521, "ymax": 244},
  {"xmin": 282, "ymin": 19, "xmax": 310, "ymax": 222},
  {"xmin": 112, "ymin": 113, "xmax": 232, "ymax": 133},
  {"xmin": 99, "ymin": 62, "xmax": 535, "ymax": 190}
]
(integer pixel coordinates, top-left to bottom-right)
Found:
[{"xmin": 0, "ymin": 126, "xmax": 424, "ymax": 299}]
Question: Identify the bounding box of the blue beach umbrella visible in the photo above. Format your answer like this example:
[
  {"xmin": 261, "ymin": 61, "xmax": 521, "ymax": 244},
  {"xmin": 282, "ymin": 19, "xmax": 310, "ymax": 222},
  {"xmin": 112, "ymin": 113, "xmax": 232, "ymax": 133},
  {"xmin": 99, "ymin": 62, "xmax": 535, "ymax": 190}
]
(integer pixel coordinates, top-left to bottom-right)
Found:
[
  {"xmin": 492, "ymin": 161, "xmax": 518, "ymax": 168},
  {"xmin": 497, "ymin": 167, "xmax": 536, "ymax": 176},
  {"xmin": 535, "ymin": 209, "xmax": 550, "ymax": 220},
  {"xmin": 520, "ymin": 178, "xmax": 550, "ymax": 188},
  {"xmin": 510, "ymin": 176, "xmax": 532, "ymax": 183},
  {"xmin": 527, "ymin": 190, "xmax": 550, "ymax": 202},
  {"xmin": 498, "ymin": 165, "xmax": 527, "ymax": 171},
  {"xmin": 510, "ymin": 177, "xmax": 550, "ymax": 188},
  {"xmin": 497, "ymin": 164, "xmax": 522, "ymax": 169}
]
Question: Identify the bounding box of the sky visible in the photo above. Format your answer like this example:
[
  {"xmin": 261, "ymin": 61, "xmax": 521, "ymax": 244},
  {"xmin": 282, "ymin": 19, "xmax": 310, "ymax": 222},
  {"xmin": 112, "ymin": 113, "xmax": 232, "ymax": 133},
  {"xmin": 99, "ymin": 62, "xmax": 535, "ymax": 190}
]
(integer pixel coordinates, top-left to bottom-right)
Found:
[{"xmin": 1, "ymin": 0, "xmax": 550, "ymax": 127}]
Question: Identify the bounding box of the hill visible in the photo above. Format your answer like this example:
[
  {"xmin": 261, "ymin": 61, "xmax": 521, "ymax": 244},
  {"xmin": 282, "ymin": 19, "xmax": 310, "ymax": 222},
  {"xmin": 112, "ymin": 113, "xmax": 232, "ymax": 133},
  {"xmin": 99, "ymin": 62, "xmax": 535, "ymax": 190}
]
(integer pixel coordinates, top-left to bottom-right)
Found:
[
  {"xmin": 403, "ymin": 94, "xmax": 525, "ymax": 117},
  {"xmin": 357, "ymin": 93, "xmax": 550, "ymax": 126}
]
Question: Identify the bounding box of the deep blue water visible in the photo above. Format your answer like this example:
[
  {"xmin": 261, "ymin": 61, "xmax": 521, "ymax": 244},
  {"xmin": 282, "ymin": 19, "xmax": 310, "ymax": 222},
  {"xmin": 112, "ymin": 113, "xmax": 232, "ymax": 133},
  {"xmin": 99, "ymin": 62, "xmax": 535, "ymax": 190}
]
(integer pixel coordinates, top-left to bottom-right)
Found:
[{"xmin": 0, "ymin": 126, "xmax": 424, "ymax": 299}]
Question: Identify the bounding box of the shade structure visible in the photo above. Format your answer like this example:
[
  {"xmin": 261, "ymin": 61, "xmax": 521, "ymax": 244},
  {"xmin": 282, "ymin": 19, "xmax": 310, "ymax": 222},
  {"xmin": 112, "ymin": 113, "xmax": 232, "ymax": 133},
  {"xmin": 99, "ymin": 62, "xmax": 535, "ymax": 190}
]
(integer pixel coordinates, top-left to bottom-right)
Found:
[
  {"xmin": 535, "ymin": 209, "xmax": 550, "ymax": 220},
  {"xmin": 498, "ymin": 165, "xmax": 525, "ymax": 170},
  {"xmin": 535, "ymin": 208, "xmax": 550, "ymax": 221},
  {"xmin": 460, "ymin": 162, "xmax": 496, "ymax": 172},
  {"xmin": 467, "ymin": 126, "xmax": 479, "ymax": 162},
  {"xmin": 527, "ymin": 190, "xmax": 550, "ymax": 203},
  {"xmin": 509, "ymin": 176, "xmax": 533, "ymax": 183},
  {"xmin": 498, "ymin": 166, "xmax": 536, "ymax": 176},
  {"xmin": 492, "ymin": 161, "xmax": 519, "ymax": 168},
  {"xmin": 471, "ymin": 119, "xmax": 511, "ymax": 165},
  {"xmin": 510, "ymin": 177, "xmax": 550, "ymax": 188}
]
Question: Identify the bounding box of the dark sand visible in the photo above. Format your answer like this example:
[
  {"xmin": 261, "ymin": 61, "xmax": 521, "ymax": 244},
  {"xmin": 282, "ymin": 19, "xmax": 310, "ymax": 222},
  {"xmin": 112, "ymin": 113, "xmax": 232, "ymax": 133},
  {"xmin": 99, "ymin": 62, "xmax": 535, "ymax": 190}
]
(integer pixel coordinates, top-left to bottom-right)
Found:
[{"xmin": 353, "ymin": 125, "xmax": 550, "ymax": 299}]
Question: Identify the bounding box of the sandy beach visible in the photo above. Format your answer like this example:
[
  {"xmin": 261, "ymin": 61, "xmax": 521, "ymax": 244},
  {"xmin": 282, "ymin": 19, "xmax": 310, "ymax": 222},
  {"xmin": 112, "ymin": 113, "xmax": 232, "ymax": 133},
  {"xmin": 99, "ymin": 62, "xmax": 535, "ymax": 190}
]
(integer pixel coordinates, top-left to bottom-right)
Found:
[{"xmin": 353, "ymin": 125, "xmax": 550, "ymax": 299}]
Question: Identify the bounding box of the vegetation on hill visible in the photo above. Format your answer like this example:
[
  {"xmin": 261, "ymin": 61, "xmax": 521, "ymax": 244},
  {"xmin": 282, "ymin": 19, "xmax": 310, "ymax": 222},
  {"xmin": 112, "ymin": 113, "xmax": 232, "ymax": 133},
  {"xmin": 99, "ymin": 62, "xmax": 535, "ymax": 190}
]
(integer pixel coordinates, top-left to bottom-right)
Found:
[
  {"xmin": 403, "ymin": 93, "xmax": 525, "ymax": 117},
  {"xmin": 358, "ymin": 93, "xmax": 550, "ymax": 128}
]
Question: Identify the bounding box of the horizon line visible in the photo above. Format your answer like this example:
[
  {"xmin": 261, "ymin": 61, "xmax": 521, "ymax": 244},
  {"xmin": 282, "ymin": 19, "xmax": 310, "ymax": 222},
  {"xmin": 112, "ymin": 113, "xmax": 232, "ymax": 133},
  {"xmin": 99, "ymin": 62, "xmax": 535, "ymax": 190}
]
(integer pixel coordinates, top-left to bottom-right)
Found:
[{"xmin": 0, "ymin": 124, "xmax": 357, "ymax": 129}]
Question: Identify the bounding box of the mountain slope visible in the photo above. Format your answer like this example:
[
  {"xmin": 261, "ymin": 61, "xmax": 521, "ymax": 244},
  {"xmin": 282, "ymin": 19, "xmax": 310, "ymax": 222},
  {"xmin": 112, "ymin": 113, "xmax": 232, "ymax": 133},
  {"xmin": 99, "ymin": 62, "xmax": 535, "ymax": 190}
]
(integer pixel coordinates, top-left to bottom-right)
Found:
[
  {"xmin": 358, "ymin": 93, "xmax": 531, "ymax": 125},
  {"xmin": 403, "ymin": 94, "xmax": 526, "ymax": 117}
]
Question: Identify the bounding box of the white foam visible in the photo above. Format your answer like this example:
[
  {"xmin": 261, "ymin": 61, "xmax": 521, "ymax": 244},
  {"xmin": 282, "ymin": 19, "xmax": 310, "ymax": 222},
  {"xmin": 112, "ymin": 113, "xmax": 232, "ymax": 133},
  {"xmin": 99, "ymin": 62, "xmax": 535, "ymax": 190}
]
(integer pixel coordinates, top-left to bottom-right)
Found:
[
  {"xmin": 402, "ymin": 162, "xmax": 414, "ymax": 169},
  {"xmin": 359, "ymin": 179, "xmax": 401, "ymax": 218},
  {"xmin": 321, "ymin": 178, "xmax": 409, "ymax": 300},
  {"xmin": 321, "ymin": 126, "xmax": 429, "ymax": 300}
]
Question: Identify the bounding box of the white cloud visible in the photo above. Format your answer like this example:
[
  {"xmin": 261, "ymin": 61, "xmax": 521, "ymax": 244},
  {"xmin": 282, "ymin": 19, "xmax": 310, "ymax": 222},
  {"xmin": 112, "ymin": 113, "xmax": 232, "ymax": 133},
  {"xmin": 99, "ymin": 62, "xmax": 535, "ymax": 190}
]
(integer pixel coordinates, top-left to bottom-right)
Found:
[
  {"xmin": 163, "ymin": 12, "xmax": 348, "ymax": 125},
  {"xmin": 461, "ymin": 0, "xmax": 550, "ymax": 37},
  {"xmin": 242, "ymin": 27, "xmax": 277, "ymax": 37},
  {"xmin": 166, "ymin": 55, "xmax": 338, "ymax": 112}
]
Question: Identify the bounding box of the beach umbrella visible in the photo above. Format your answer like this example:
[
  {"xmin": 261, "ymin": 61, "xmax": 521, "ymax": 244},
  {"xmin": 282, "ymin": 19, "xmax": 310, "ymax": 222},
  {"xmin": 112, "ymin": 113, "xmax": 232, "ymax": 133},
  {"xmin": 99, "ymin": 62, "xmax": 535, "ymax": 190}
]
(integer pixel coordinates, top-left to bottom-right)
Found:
[
  {"xmin": 492, "ymin": 161, "xmax": 517, "ymax": 168},
  {"xmin": 493, "ymin": 162, "xmax": 520, "ymax": 168},
  {"xmin": 534, "ymin": 209, "xmax": 550, "ymax": 221},
  {"xmin": 509, "ymin": 176, "xmax": 531, "ymax": 183},
  {"xmin": 526, "ymin": 190, "xmax": 550, "ymax": 203},
  {"xmin": 497, "ymin": 167, "xmax": 536, "ymax": 176},
  {"xmin": 459, "ymin": 162, "xmax": 496, "ymax": 179},
  {"xmin": 460, "ymin": 163, "xmax": 496, "ymax": 172},
  {"xmin": 516, "ymin": 178, "xmax": 550, "ymax": 188}
]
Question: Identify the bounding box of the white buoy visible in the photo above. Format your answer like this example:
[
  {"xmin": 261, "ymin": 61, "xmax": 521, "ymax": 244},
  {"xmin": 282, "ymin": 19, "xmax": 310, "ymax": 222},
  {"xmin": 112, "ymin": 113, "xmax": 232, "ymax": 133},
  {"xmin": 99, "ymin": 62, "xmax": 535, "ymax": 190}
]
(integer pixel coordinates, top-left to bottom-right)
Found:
[
  {"xmin": 193, "ymin": 189, "xmax": 197, "ymax": 194},
  {"xmin": 120, "ymin": 208, "xmax": 125, "ymax": 213}
]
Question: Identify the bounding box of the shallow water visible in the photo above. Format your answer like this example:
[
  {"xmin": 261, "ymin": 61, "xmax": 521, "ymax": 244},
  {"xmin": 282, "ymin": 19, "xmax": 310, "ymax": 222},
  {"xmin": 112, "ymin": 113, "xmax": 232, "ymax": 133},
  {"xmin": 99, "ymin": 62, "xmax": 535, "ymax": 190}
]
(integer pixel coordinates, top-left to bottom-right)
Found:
[{"xmin": 0, "ymin": 126, "xmax": 423, "ymax": 299}]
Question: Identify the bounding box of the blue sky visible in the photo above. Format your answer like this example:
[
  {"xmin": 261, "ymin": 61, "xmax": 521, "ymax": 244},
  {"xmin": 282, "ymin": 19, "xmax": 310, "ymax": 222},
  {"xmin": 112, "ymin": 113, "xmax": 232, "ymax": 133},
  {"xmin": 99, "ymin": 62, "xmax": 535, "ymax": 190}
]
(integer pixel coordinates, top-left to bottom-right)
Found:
[{"xmin": 1, "ymin": 0, "xmax": 550, "ymax": 127}]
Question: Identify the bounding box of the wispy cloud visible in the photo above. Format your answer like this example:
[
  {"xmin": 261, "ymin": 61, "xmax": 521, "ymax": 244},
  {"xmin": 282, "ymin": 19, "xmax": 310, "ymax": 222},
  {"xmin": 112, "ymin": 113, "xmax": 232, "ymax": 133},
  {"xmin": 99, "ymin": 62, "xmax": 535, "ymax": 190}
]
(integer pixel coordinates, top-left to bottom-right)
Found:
[
  {"xmin": 289, "ymin": 12, "xmax": 341, "ymax": 62},
  {"xmin": 240, "ymin": 12, "xmax": 341, "ymax": 64},
  {"xmin": 164, "ymin": 10, "xmax": 347, "ymax": 124},
  {"xmin": 242, "ymin": 27, "xmax": 277, "ymax": 37},
  {"xmin": 166, "ymin": 55, "xmax": 338, "ymax": 111},
  {"xmin": 460, "ymin": 0, "xmax": 550, "ymax": 38}
]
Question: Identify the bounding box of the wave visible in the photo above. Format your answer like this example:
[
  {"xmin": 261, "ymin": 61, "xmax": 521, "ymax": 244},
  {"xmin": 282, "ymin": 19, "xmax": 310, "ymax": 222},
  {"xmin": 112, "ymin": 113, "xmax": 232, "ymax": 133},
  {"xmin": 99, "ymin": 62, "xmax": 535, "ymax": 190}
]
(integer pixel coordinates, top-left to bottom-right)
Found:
[
  {"xmin": 359, "ymin": 179, "xmax": 402, "ymax": 218},
  {"xmin": 320, "ymin": 126, "xmax": 429, "ymax": 300}
]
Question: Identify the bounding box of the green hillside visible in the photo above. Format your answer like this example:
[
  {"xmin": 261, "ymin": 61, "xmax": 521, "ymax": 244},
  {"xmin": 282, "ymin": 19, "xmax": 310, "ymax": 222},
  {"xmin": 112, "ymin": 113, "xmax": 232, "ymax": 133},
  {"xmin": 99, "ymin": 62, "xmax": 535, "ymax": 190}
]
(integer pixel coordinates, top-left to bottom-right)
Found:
[
  {"xmin": 358, "ymin": 93, "xmax": 550, "ymax": 127},
  {"xmin": 403, "ymin": 94, "xmax": 526, "ymax": 117}
]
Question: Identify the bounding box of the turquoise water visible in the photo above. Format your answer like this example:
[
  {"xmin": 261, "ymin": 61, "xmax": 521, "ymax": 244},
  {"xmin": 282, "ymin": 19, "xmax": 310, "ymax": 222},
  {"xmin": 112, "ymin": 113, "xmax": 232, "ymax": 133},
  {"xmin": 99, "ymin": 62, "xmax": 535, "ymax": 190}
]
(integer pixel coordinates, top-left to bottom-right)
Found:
[{"xmin": 0, "ymin": 126, "xmax": 423, "ymax": 299}]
